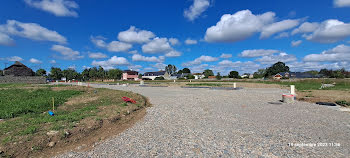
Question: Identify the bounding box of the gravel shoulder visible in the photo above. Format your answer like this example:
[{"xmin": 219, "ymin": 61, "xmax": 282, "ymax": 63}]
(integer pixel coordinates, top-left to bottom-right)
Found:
[{"xmin": 57, "ymin": 83, "xmax": 350, "ymax": 158}]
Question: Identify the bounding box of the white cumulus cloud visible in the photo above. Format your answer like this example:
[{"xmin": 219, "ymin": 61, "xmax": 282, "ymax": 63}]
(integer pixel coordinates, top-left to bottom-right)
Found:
[
  {"xmin": 0, "ymin": 32, "xmax": 14, "ymax": 46},
  {"xmin": 142, "ymin": 37, "xmax": 172, "ymax": 53},
  {"xmin": 204, "ymin": 10, "xmax": 275, "ymax": 42},
  {"xmin": 291, "ymin": 22, "xmax": 319, "ymax": 35},
  {"xmin": 24, "ymin": 0, "xmax": 79, "ymax": 17},
  {"xmin": 107, "ymin": 41, "xmax": 132, "ymax": 52},
  {"xmin": 92, "ymin": 56, "xmax": 129, "ymax": 70},
  {"xmin": 29, "ymin": 58, "xmax": 42, "ymax": 64},
  {"xmin": 6, "ymin": 56, "xmax": 24, "ymax": 62},
  {"xmin": 260, "ymin": 19, "xmax": 300, "ymax": 39},
  {"xmin": 304, "ymin": 19, "xmax": 350, "ymax": 43},
  {"xmin": 291, "ymin": 40, "xmax": 302, "ymax": 47},
  {"xmin": 220, "ymin": 53, "xmax": 232, "ymax": 58},
  {"xmin": 132, "ymin": 54, "xmax": 165, "ymax": 63},
  {"xmin": 165, "ymin": 50, "xmax": 182, "ymax": 57},
  {"xmin": 255, "ymin": 53, "xmax": 297, "ymax": 64},
  {"xmin": 169, "ymin": 38, "xmax": 180, "ymax": 45},
  {"xmin": 185, "ymin": 38, "xmax": 198, "ymax": 45},
  {"xmin": 88, "ymin": 52, "xmax": 108, "ymax": 59},
  {"xmin": 182, "ymin": 55, "xmax": 218, "ymax": 66},
  {"xmin": 239, "ymin": 49, "xmax": 280, "ymax": 58},
  {"xmin": 0, "ymin": 20, "xmax": 67, "ymax": 44},
  {"xmin": 51, "ymin": 45, "xmax": 83, "ymax": 60},
  {"xmin": 117, "ymin": 26, "xmax": 155, "ymax": 44},
  {"xmin": 334, "ymin": 0, "xmax": 350, "ymax": 7},
  {"xmin": 184, "ymin": 0, "xmax": 210, "ymax": 21},
  {"xmin": 304, "ymin": 44, "xmax": 350, "ymax": 62},
  {"xmin": 91, "ymin": 36, "xmax": 132, "ymax": 52}
]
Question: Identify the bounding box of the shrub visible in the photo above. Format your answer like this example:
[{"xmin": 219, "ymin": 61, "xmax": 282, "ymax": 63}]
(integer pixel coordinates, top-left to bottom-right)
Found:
[{"xmin": 154, "ymin": 76, "xmax": 165, "ymax": 80}]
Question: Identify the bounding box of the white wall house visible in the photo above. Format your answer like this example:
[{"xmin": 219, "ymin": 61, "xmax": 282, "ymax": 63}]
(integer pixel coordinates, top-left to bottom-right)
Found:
[{"xmin": 142, "ymin": 71, "xmax": 166, "ymax": 80}]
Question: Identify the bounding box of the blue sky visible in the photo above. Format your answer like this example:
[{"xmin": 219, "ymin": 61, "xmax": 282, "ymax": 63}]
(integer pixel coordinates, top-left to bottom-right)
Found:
[{"xmin": 1, "ymin": 0, "xmax": 350, "ymax": 75}]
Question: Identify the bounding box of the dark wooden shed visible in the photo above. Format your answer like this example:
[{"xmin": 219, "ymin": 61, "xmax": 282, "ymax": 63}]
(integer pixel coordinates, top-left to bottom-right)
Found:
[{"xmin": 4, "ymin": 61, "xmax": 35, "ymax": 76}]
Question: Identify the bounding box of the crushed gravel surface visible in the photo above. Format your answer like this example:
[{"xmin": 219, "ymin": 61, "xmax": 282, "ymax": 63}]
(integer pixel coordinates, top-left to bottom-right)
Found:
[{"xmin": 56, "ymin": 83, "xmax": 350, "ymax": 158}]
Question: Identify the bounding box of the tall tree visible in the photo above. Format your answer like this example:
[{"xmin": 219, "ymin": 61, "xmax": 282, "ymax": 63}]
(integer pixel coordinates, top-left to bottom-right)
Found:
[
  {"xmin": 216, "ymin": 72, "xmax": 222, "ymax": 80},
  {"xmin": 182, "ymin": 68, "xmax": 191, "ymax": 73},
  {"xmin": 203, "ymin": 69, "xmax": 214, "ymax": 78},
  {"xmin": 62, "ymin": 68, "xmax": 79, "ymax": 80},
  {"xmin": 265, "ymin": 62, "xmax": 289, "ymax": 77},
  {"xmin": 107, "ymin": 69, "xmax": 123, "ymax": 79},
  {"xmin": 97, "ymin": 66, "xmax": 106, "ymax": 79},
  {"xmin": 35, "ymin": 69, "xmax": 47, "ymax": 76},
  {"xmin": 89, "ymin": 67, "xmax": 98, "ymax": 80},
  {"xmin": 49, "ymin": 67, "xmax": 63, "ymax": 80},
  {"xmin": 81, "ymin": 68, "xmax": 90, "ymax": 81},
  {"xmin": 253, "ymin": 69, "xmax": 266, "ymax": 79},
  {"xmin": 228, "ymin": 71, "xmax": 239, "ymax": 78},
  {"xmin": 165, "ymin": 64, "xmax": 177, "ymax": 75}
]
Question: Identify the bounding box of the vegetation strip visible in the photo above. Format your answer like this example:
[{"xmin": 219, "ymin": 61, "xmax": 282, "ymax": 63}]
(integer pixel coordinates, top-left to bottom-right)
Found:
[{"xmin": 0, "ymin": 84, "xmax": 149, "ymax": 158}]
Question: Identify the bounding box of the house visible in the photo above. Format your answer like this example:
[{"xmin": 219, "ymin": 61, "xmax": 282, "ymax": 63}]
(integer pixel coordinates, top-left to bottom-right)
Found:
[
  {"xmin": 208, "ymin": 76, "xmax": 216, "ymax": 79},
  {"xmin": 122, "ymin": 70, "xmax": 139, "ymax": 80},
  {"xmin": 241, "ymin": 74, "xmax": 249, "ymax": 78},
  {"xmin": 175, "ymin": 73, "xmax": 191, "ymax": 79},
  {"xmin": 142, "ymin": 71, "xmax": 166, "ymax": 80},
  {"xmin": 193, "ymin": 73, "xmax": 205, "ymax": 79},
  {"xmin": 3, "ymin": 61, "xmax": 34, "ymax": 76},
  {"xmin": 275, "ymin": 72, "xmax": 315, "ymax": 79},
  {"xmin": 273, "ymin": 73, "xmax": 283, "ymax": 80},
  {"xmin": 249, "ymin": 74, "xmax": 254, "ymax": 79},
  {"xmin": 289, "ymin": 72, "xmax": 315, "ymax": 78}
]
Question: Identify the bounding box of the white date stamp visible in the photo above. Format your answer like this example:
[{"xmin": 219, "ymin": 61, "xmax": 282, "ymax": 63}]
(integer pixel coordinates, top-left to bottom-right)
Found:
[{"xmin": 288, "ymin": 143, "xmax": 340, "ymax": 147}]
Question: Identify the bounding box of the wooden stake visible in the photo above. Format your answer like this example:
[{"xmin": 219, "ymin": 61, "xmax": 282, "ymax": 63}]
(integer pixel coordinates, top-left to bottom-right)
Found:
[{"xmin": 52, "ymin": 97, "xmax": 55, "ymax": 112}]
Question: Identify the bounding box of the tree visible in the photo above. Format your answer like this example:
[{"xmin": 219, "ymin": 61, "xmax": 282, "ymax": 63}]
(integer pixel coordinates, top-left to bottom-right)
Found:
[
  {"xmin": 62, "ymin": 69, "xmax": 76, "ymax": 81},
  {"xmin": 138, "ymin": 74, "xmax": 143, "ymax": 79},
  {"xmin": 165, "ymin": 64, "xmax": 177, "ymax": 75},
  {"xmin": 107, "ymin": 69, "xmax": 123, "ymax": 79},
  {"xmin": 97, "ymin": 66, "xmax": 106, "ymax": 79},
  {"xmin": 253, "ymin": 69, "xmax": 266, "ymax": 79},
  {"xmin": 89, "ymin": 67, "xmax": 98, "ymax": 80},
  {"xmin": 187, "ymin": 74, "xmax": 195, "ymax": 79},
  {"xmin": 35, "ymin": 69, "xmax": 47, "ymax": 76},
  {"xmin": 265, "ymin": 62, "xmax": 289, "ymax": 77},
  {"xmin": 228, "ymin": 71, "xmax": 240, "ymax": 78},
  {"xmin": 155, "ymin": 76, "xmax": 165, "ymax": 80},
  {"xmin": 81, "ymin": 69, "xmax": 90, "ymax": 81},
  {"xmin": 216, "ymin": 72, "xmax": 222, "ymax": 80},
  {"xmin": 305, "ymin": 70, "xmax": 319, "ymax": 76},
  {"xmin": 203, "ymin": 69, "xmax": 214, "ymax": 78},
  {"xmin": 182, "ymin": 68, "xmax": 191, "ymax": 73},
  {"xmin": 49, "ymin": 67, "xmax": 63, "ymax": 80}
]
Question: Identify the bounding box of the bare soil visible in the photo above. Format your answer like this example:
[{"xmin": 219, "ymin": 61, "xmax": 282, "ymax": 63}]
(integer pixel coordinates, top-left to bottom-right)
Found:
[
  {"xmin": 297, "ymin": 90, "xmax": 350, "ymax": 103},
  {"xmin": 0, "ymin": 86, "xmax": 150, "ymax": 158}
]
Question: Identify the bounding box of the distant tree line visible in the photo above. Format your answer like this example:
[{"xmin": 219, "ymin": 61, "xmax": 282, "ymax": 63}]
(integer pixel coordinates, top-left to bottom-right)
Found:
[
  {"xmin": 27, "ymin": 61, "xmax": 349, "ymax": 81},
  {"xmin": 41, "ymin": 66, "xmax": 123, "ymax": 81}
]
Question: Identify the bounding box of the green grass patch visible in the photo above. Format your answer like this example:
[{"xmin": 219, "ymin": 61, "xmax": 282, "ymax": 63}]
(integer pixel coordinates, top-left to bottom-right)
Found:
[
  {"xmin": 254, "ymin": 79, "xmax": 350, "ymax": 91},
  {"xmin": 0, "ymin": 88, "xmax": 81, "ymax": 119},
  {"xmin": 336, "ymin": 100, "xmax": 350, "ymax": 107},
  {"xmin": 0, "ymin": 83, "xmax": 28, "ymax": 88}
]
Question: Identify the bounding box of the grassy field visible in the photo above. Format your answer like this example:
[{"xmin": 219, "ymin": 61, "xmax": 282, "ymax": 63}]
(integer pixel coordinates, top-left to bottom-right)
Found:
[
  {"xmin": 0, "ymin": 84, "xmax": 148, "ymax": 157},
  {"xmin": 253, "ymin": 79, "xmax": 350, "ymax": 91},
  {"xmin": 0, "ymin": 87, "xmax": 80, "ymax": 119}
]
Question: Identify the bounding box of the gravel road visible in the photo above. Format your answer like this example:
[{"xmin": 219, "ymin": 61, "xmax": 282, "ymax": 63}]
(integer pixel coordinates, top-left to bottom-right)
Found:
[{"xmin": 57, "ymin": 83, "xmax": 350, "ymax": 158}]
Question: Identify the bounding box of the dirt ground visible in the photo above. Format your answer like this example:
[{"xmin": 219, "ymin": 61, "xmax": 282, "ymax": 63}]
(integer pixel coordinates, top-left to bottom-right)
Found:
[
  {"xmin": 148, "ymin": 81, "xmax": 349, "ymax": 105},
  {"xmin": 297, "ymin": 90, "xmax": 350, "ymax": 103},
  {"xmin": 0, "ymin": 85, "xmax": 150, "ymax": 158}
]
